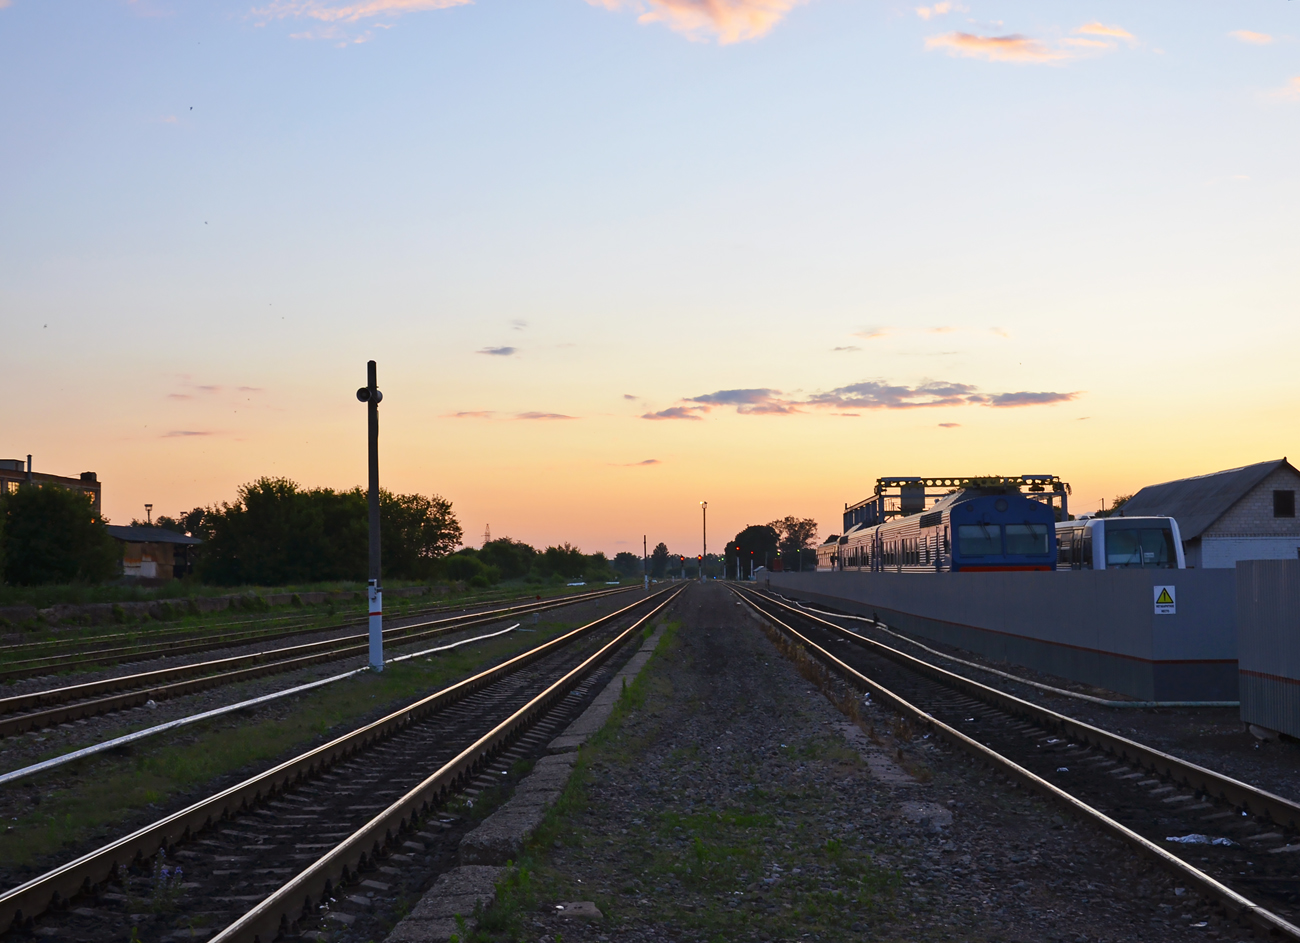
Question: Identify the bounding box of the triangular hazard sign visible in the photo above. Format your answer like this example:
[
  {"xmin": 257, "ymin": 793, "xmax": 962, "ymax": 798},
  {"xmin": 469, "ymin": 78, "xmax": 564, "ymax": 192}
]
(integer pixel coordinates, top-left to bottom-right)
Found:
[{"xmin": 1156, "ymin": 588, "xmax": 1174, "ymax": 605}]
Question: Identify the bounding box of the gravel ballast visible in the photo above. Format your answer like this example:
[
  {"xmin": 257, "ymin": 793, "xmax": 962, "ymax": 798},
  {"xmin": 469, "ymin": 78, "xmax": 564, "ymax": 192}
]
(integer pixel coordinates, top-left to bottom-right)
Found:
[{"xmin": 499, "ymin": 583, "xmax": 1246, "ymax": 943}]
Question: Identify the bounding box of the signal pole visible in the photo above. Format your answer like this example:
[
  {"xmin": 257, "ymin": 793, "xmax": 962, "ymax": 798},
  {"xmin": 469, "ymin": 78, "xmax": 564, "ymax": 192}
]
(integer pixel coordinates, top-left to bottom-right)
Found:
[
  {"xmin": 356, "ymin": 361, "xmax": 384, "ymax": 671},
  {"xmin": 699, "ymin": 501, "xmax": 707, "ymax": 582},
  {"xmin": 643, "ymin": 534, "xmax": 648, "ymax": 591}
]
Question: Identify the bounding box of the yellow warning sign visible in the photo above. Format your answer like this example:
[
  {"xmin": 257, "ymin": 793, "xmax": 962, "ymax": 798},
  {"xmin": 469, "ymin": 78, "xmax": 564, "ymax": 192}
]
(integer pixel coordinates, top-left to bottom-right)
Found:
[
  {"xmin": 1156, "ymin": 588, "xmax": 1173, "ymax": 605},
  {"xmin": 1154, "ymin": 585, "xmax": 1176, "ymax": 615}
]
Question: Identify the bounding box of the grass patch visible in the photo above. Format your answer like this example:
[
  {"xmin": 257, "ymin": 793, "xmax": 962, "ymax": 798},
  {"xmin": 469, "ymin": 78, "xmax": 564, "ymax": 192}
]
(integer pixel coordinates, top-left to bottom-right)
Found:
[
  {"xmin": 471, "ymin": 616, "xmax": 905, "ymax": 942},
  {"xmin": 0, "ymin": 616, "xmax": 589, "ymax": 872}
]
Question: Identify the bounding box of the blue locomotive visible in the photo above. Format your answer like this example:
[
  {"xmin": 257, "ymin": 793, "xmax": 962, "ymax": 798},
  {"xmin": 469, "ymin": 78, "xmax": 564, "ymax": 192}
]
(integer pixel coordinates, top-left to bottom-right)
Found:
[{"xmin": 819, "ymin": 476, "xmax": 1062, "ymax": 573}]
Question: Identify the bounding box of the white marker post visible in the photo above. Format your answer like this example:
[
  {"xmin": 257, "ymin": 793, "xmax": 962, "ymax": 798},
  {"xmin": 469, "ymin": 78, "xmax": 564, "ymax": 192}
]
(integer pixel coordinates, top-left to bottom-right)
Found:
[{"xmin": 357, "ymin": 360, "xmax": 384, "ymax": 671}]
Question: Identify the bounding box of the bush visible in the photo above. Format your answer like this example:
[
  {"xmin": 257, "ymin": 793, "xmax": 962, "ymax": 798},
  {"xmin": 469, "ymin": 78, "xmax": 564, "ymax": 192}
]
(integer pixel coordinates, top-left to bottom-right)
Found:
[
  {"xmin": 0, "ymin": 484, "xmax": 120, "ymax": 586},
  {"xmin": 442, "ymin": 553, "xmax": 499, "ymax": 586}
]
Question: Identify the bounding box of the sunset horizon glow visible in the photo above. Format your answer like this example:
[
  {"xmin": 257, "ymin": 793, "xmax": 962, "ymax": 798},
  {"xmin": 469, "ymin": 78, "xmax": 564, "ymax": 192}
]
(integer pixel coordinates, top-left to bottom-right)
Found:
[{"xmin": 3, "ymin": 0, "xmax": 1296, "ymax": 559}]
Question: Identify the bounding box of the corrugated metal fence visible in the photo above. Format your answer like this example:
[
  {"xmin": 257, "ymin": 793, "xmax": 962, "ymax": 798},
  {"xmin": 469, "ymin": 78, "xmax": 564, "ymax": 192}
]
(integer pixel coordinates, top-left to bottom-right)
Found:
[{"xmin": 1238, "ymin": 560, "xmax": 1300, "ymax": 737}]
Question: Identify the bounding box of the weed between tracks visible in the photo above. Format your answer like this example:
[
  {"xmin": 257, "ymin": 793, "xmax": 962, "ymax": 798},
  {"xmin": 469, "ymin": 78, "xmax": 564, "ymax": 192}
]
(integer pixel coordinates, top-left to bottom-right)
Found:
[
  {"xmin": 0, "ymin": 617, "xmax": 587, "ymax": 873},
  {"xmin": 473, "ymin": 618, "xmax": 904, "ymax": 942}
]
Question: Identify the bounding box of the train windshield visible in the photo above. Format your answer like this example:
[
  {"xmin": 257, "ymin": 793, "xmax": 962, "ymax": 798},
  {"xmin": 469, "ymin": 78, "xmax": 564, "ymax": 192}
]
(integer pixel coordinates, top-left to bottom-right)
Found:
[
  {"xmin": 1105, "ymin": 525, "xmax": 1177, "ymax": 568},
  {"xmin": 957, "ymin": 523, "xmax": 1000, "ymax": 556},
  {"xmin": 1005, "ymin": 524, "xmax": 1050, "ymax": 555}
]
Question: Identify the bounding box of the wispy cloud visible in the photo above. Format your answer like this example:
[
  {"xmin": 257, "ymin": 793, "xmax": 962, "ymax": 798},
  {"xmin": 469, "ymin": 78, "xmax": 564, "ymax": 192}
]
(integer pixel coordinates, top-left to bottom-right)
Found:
[
  {"xmin": 477, "ymin": 346, "xmax": 517, "ymax": 356},
  {"xmin": 516, "ymin": 412, "xmax": 576, "ymax": 420},
  {"xmin": 938, "ymin": 422, "xmax": 961, "ymax": 428},
  {"xmin": 1077, "ymin": 22, "xmax": 1134, "ymax": 42},
  {"xmin": 164, "ymin": 430, "xmax": 213, "ymax": 437},
  {"xmin": 927, "ymin": 22, "xmax": 1135, "ymax": 64},
  {"xmin": 1230, "ymin": 30, "xmax": 1273, "ymax": 45},
  {"xmin": 585, "ymin": 0, "xmax": 806, "ymax": 45},
  {"xmin": 510, "ymin": 319, "xmax": 528, "ymax": 331},
  {"xmin": 852, "ymin": 327, "xmax": 890, "ymax": 340},
  {"xmin": 198, "ymin": 385, "xmax": 221, "ymax": 392},
  {"xmin": 254, "ymin": 0, "xmax": 469, "ymax": 25},
  {"xmin": 446, "ymin": 410, "xmax": 496, "ymax": 418},
  {"xmin": 688, "ymin": 388, "xmax": 800, "ymax": 414},
  {"xmin": 926, "ymin": 32, "xmax": 1062, "ymax": 63},
  {"xmin": 915, "ymin": 2, "xmax": 963, "ymax": 21},
  {"xmin": 613, "ymin": 458, "xmax": 662, "ymax": 466},
  {"xmin": 644, "ymin": 380, "xmax": 1080, "ymax": 418},
  {"xmin": 623, "ymin": 393, "xmax": 638, "ymax": 400},
  {"xmin": 832, "ymin": 345, "xmax": 861, "ymax": 352},
  {"xmin": 167, "ymin": 393, "xmax": 194, "ymax": 400},
  {"xmin": 1273, "ymin": 77, "xmax": 1300, "ymax": 101},
  {"xmin": 642, "ymin": 406, "xmax": 705, "ymax": 421}
]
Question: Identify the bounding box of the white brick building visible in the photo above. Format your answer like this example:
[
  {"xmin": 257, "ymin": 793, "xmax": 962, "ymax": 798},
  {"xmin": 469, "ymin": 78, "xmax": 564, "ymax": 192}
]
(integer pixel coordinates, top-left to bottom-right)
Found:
[{"xmin": 1120, "ymin": 458, "xmax": 1300, "ymax": 568}]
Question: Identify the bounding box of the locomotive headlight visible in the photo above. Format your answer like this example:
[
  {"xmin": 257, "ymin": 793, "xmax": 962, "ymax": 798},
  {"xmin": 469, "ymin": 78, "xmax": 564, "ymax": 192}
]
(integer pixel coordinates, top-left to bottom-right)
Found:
[{"xmin": 995, "ymin": 498, "xmax": 1009, "ymax": 512}]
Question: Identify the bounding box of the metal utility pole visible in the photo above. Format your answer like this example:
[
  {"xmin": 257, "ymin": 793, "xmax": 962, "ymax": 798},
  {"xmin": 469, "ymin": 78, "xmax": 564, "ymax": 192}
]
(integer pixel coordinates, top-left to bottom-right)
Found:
[
  {"xmin": 145, "ymin": 504, "xmax": 153, "ymax": 525},
  {"xmin": 700, "ymin": 501, "xmax": 707, "ymax": 582},
  {"xmin": 643, "ymin": 534, "xmax": 648, "ymax": 591},
  {"xmin": 356, "ymin": 361, "xmax": 384, "ymax": 671}
]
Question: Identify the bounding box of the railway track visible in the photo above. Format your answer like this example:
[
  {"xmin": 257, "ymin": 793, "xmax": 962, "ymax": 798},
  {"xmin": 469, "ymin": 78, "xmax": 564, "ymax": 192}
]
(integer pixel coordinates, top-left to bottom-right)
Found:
[
  {"xmin": 0, "ymin": 584, "xmax": 684, "ymax": 941},
  {"xmin": 0, "ymin": 585, "xmax": 638, "ymax": 739},
  {"xmin": 0, "ymin": 585, "xmax": 631, "ymax": 682},
  {"xmin": 735, "ymin": 586, "xmax": 1300, "ymax": 941}
]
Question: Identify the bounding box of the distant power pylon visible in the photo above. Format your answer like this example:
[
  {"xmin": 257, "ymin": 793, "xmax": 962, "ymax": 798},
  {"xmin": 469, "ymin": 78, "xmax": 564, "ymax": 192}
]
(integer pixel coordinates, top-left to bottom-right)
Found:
[{"xmin": 483, "ymin": 523, "xmax": 491, "ymax": 547}]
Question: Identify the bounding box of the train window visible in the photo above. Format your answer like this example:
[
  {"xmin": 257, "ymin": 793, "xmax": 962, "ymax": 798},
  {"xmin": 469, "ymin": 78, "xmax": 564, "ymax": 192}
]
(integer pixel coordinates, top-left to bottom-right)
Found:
[
  {"xmin": 957, "ymin": 523, "xmax": 1000, "ymax": 556},
  {"xmin": 1005, "ymin": 524, "xmax": 1049, "ymax": 555},
  {"xmin": 1105, "ymin": 527, "xmax": 1177, "ymax": 568}
]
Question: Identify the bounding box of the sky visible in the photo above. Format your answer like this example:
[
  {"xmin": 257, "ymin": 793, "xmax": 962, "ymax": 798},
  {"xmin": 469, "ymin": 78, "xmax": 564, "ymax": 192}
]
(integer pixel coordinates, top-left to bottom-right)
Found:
[{"xmin": 2, "ymin": 0, "xmax": 1298, "ymax": 558}]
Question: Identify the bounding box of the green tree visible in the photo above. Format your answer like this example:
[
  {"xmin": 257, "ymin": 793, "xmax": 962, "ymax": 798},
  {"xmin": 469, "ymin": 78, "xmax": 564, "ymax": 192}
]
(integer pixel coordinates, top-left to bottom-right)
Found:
[
  {"xmin": 536, "ymin": 543, "xmax": 586, "ymax": 579},
  {"xmin": 196, "ymin": 477, "xmax": 462, "ymax": 585},
  {"xmin": 733, "ymin": 523, "xmax": 780, "ymax": 572},
  {"xmin": 650, "ymin": 542, "xmax": 670, "ymax": 578},
  {"xmin": 479, "ymin": 538, "xmax": 536, "ymax": 580},
  {"xmin": 381, "ymin": 491, "xmax": 463, "ymax": 579},
  {"xmin": 583, "ymin": 552, "xmax": 616, "ymax": 581},
  {"xmin": 769, "ymin": 516, "xmax": 818, "ymax": 571},
  {"xmin": 0, "ymin": 484, "xmax": 120, "ymax": 585},
  {"xmin": 612, "ymin": 551, "xmax": 641, "ymax": 578}
]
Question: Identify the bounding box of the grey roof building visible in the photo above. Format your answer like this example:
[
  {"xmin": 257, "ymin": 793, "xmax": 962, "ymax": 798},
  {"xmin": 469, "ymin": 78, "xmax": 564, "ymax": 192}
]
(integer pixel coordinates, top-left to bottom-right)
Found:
[{"xmin": 1119, "ymin": 458, "xmax": 1300, "ymax": 568}]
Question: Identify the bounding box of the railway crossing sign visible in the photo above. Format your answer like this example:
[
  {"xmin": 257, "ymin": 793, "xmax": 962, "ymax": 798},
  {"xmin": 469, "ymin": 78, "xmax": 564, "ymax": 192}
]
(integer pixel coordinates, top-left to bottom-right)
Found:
[{"xmin": 1154, "ymin": 585, "xmax": 1176, "ymax": 615}]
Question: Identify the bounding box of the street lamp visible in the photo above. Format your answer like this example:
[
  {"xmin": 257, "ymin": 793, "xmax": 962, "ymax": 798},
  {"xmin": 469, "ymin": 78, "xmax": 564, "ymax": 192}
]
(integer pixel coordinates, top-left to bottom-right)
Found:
[
  {"xmin": 356, "ymin": 360, "xmax": 384, "ymax": 671},
  {"xmin": 700, "ymin": 501, "xmax": 707, "ymax": 582}
]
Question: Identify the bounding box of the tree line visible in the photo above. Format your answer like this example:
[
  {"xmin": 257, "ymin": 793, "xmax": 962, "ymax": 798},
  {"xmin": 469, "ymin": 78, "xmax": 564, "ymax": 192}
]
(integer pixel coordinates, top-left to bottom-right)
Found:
[
  {"xmin": 630, "ymin": 515, "xmax": 820, "ymax": 580},
  {"xmin": 0, "ymin": 476, "xmax": 623, "ymax": 588}
]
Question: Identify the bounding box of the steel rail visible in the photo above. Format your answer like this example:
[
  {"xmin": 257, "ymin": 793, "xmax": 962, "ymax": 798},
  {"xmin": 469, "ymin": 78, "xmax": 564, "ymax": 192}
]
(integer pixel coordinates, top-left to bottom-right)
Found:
[
  {"xmin": 0, "ymin": 625, "xmax": 522, "ymax": 788},
  {"xmin": 0, "ymin": 586, "xmax": 675, "ymax": 933},
  {"xmin": 0, "ymin": 586, "xmax": 637, "ymax": 737},
  {"xmin": 209, "ymin": 583, "xmax": 686, "ymax": 943},
  {"xmin": 744, "ymin": 588, "xmax": 1300, "ymax": 830},
  {"xmin": 0, "ymin": 584, "xmax": 635, "ymax": 682},
  {"xmin": 734, "ymin": 588, "xmax": 1300, "ymax": 941},
  {"xmin": 777, "ymin": 594, "xmax": 1238, "ymax": 708}
]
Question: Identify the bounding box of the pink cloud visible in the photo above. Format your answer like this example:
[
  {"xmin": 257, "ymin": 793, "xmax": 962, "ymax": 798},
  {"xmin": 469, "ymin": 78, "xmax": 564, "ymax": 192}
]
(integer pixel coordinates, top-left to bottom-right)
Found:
[
  {"xmin": 642, "ymin": 406, "xmax": 705, "ymax": 421},
  {"xmin": 646, "ymin": 380, "xmax": 1081, "ymax": 417},
  {"xmin": 1076, "ymin": 22, "xmax": 1134, "ymax": 42},
  {"xmin": 926, "ymin": 32, "xmax": 1065, "ymax": 64},
  {"xmin": 1274, "ymin": 77, "xmax": 1300, "ymax": 101},
  {"xmin": 586, "ymin": 0, "xmax": 806, "ymax": 45},
  {"xmin": 1229, "ymin": 30, "xmax": 1273, "ymax": 45},
  {"xmin": 254, "ymin": 0, "xmax": 469, "ymax": 24},
  {"xmin": 515, "ymin": 412, "xmax": 577, "ymax": 420},
  {"xmin": 927, "ymin": 23, "xmax": 1134, "ymax": 64}
]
